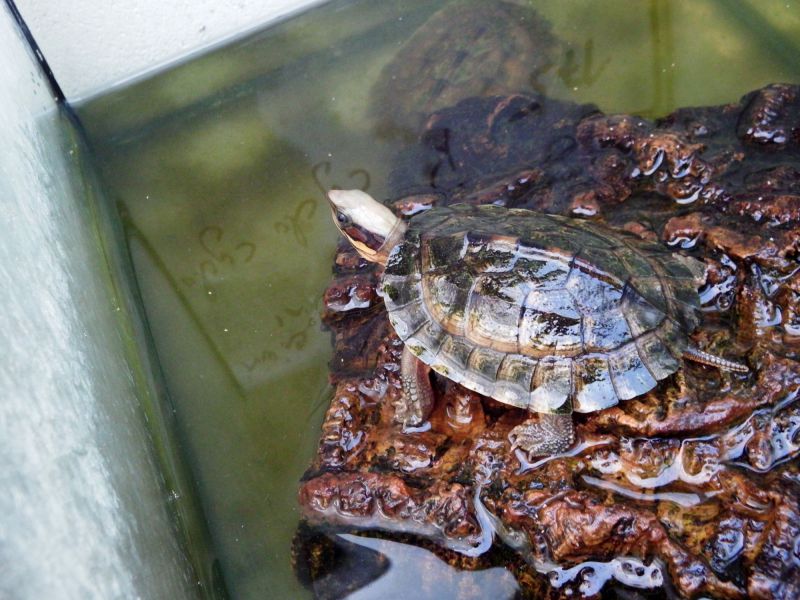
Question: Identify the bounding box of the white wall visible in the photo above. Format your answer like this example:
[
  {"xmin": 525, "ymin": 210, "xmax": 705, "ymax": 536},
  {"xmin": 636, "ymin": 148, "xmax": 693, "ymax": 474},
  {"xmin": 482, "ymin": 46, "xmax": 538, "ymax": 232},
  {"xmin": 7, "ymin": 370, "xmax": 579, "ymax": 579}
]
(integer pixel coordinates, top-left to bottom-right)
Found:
[
  {"xmin": 14, "ymin": 0, "xmax": 325, "ymax": 101},
  {"xmin": 0, "ymin": 5, "xmax": 202, "ymax": 598}
]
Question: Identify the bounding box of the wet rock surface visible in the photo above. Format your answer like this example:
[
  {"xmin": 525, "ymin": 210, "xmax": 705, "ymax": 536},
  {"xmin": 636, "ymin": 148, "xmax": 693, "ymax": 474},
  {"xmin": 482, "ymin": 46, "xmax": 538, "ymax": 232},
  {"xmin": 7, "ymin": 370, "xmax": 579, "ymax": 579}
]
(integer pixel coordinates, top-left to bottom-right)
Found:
[{"xmin": 296, "ymin": 85, "xmax": 800, "ymax": 598}]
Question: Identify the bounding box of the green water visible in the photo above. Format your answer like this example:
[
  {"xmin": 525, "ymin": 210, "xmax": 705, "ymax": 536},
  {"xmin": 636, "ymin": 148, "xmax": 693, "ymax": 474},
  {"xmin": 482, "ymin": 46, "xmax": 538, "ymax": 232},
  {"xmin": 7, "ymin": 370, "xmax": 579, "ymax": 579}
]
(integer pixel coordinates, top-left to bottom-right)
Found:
[{"xmin": 75, "ymin": 0, "xmax": 800, "ymax": 597}]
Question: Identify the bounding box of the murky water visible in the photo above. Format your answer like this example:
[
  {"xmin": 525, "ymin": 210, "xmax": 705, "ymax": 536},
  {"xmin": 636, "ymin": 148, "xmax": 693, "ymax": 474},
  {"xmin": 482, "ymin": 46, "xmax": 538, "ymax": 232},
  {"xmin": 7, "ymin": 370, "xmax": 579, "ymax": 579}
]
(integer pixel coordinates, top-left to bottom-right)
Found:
[{"xmin": 75, "ymin": 0, "xmax": 800, "ymax": 598}]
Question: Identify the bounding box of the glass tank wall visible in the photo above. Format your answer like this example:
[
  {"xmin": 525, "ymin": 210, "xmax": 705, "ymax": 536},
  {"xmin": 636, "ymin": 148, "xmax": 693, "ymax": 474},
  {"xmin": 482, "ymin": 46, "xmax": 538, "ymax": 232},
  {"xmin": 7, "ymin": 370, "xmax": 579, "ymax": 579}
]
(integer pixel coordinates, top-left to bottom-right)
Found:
[{"xmin": 0, "ymin": 4, "xmax": 211, "ymax": 599}]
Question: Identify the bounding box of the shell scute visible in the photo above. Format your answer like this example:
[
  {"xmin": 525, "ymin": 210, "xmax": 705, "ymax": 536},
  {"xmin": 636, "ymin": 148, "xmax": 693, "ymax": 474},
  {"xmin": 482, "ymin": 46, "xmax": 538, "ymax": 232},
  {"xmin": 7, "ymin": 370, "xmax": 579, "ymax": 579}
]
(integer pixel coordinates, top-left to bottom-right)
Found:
[
  {"xmin": 662, "ymin": 255, "xmax": 704, "ymax": 281},
  {"xmin": 467, "ymin": 346, "xmax": 506, "ymax": 379},
  {"xmin": 530, "ymin": 233, "xmax": 583, "ymax": 257},
  {"xmin": 627, "ymin": 276, "xmax": 668, "ymax": 314},
  {"xmin": 575, "ymin": 245, "xmax": 633, "ymax": 288},
  {"xmin": 566, "ymin": 221, "xmax": 620, "ymax": 249},
  {"xmin": 573, "ymin": 355, "xmax": 618, "ymax": 413},
  {"xmin": 654, "ymin": 317, "xmax": 689, "ymax": 358},
  {"xmin": 381, "ymin": 274, "xmax": 421, "ymax": 308},
  {"xmin": 513, "ymin": 252, "xmax": 571, "ymax": 289},
  {"xmin": 582, "ymin": 309, "xmax": 632, "ymax": 352},
  {"xmin": 565, "ymin": 264, "xmax": 622, "ymax": 314},
  {"xmin": 529, "ymin": 358, "xmax": 572, "ymax": 412},
  {"xmin": 635, "ymin": 330, "xmax": 681, "ymax": 380},
  {"xmin": 495, "ymin": 354, "xmax": 538, "ymax": 407},
  {"xmin": 385, "ymin": 237, "xmax": 420, "ymax": 277},
  {"xmin": 422, "ymin": 232, "xmax": 468, "ymax": 270},
  {"xmin": 405, "ymin": 320, "xmax": 447, "ymax": 365},
  {"xmin": 422, "ymin": 270, "xmax": 474, "ymax": 333},
  {"xmin": 438, "ymin": 333, "xmax": 474, "ymax": 373},
  {"xmin": 607, "ymin": 343, "xmax": 658, "ymax": 400},
  {"xmin": 464, "ymin": 236, "xmax": 518, "ymax": 272},
  {"xmin": 617, "ymin": 245, "xmax": 658, "ymax": 280},
  {"xmin": 388, "ymin": 299, "xmax": 428, "ymax": 339},
  {"xmin": 670, "ymin": 285, "xmax": 702, "ymax": 330},
  {"xmin": 519, "ymin": 289, "xmax": 582, "ymax": 355},
  {"xmin": 464, "ymin": 274, "xmax": 525, "ymax": 351},
  {"xmin": 621, "ymin": 283, "xmax": 665, "ymax": 336},
  {"xmin": 463, "ymin": 346, "xmax": 506, "ymax": 395}
]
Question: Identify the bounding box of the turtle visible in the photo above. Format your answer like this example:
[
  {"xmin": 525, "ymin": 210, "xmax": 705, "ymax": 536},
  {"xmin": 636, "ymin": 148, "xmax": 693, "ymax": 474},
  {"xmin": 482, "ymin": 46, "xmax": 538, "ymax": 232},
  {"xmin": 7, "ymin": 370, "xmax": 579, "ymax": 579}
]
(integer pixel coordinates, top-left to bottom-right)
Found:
[{"xmin": 326, "ymin": 189, "xmax": 749, "ymax": 456}]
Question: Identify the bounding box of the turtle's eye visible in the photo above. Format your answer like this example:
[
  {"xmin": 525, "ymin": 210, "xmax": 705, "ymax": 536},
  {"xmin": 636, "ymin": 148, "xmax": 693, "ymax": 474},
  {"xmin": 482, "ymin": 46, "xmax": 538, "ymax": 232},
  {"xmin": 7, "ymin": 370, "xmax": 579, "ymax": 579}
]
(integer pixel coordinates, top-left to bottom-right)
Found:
[{"xmin": 336, "ymin": 211, "xmax": 352, "ymax": 227}]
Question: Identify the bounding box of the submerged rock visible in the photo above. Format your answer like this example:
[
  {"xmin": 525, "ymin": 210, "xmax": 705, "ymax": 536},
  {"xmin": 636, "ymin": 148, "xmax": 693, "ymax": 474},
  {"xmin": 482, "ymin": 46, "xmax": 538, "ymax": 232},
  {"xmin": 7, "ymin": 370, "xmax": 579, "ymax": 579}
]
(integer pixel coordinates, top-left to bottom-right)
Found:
[
  {"xmin": 370, "ymin": 0, "xmax": 559, "ymax": 140},
  {"xmin": 297, "ymin": 85, "xmax": 800, "ymax": 598}
]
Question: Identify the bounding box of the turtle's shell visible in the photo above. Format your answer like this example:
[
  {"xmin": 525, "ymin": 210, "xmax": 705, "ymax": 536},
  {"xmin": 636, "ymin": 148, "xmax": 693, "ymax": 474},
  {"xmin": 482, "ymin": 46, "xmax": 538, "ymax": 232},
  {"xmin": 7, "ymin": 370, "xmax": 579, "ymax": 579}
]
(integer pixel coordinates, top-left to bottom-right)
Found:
[{"xmin": 380, "ymin": 204, "xmax": 702, "ymax": 414}]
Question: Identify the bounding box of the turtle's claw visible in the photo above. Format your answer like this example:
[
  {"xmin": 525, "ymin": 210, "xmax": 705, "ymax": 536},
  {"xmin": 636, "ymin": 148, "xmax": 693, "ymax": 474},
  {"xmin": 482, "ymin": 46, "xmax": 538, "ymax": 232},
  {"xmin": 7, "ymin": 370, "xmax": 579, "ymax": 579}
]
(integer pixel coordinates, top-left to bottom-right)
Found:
[{"xmin": 509, "ymin": 413, "xmax": 575, "ymax": 458}]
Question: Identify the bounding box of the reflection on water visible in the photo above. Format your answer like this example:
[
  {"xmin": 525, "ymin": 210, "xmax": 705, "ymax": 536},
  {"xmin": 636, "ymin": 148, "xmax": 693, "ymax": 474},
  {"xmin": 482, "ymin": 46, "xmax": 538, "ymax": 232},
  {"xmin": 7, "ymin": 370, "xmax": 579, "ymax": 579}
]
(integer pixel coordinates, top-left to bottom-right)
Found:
[
  {"xmin": 335, "ymin": 535, "xmax": 519, "ymax": 600},
  {"xmin": 75, "ymin": 0, "xmax": 800, "ymax": 598}
]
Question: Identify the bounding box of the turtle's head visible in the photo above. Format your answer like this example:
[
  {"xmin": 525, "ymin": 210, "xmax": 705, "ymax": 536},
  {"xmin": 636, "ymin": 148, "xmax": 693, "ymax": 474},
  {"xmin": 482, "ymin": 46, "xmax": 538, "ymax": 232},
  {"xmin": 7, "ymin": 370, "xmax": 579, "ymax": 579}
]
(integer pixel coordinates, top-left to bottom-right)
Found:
[{"xmin": 327, "ymin": 189, "xmax": 405, "ymax": 265}]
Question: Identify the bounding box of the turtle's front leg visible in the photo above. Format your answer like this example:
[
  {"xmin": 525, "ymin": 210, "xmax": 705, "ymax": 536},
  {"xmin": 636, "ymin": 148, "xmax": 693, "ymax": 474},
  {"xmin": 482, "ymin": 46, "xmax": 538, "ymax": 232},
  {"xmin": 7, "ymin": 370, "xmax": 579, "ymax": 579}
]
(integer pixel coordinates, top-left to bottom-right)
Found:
[
  {"xmin": 509, "ymin": 413, "xmax": 575, "ymax": 458},
  {"xmin": 397, "ymin": 345, "xmax": 434, "ymax": 428}
]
